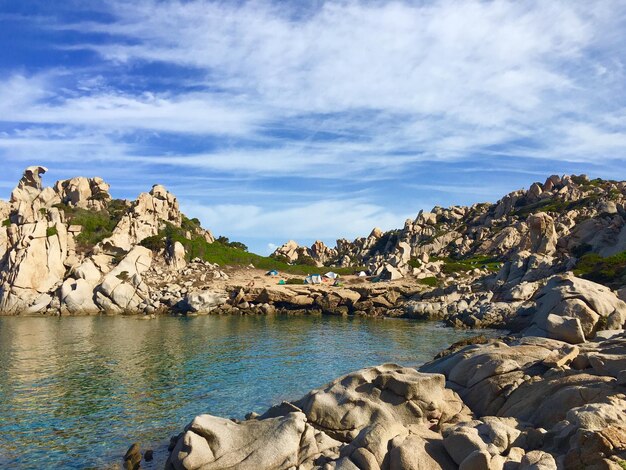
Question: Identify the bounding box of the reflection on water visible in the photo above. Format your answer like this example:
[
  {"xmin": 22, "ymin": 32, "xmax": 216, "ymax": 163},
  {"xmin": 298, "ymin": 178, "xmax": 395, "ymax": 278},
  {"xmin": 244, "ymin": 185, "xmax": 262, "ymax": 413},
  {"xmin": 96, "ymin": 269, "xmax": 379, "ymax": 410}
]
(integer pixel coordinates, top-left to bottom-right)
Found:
[{"xmin": 0, "ymin": 315, "xmax": 497, "ymax": 468}]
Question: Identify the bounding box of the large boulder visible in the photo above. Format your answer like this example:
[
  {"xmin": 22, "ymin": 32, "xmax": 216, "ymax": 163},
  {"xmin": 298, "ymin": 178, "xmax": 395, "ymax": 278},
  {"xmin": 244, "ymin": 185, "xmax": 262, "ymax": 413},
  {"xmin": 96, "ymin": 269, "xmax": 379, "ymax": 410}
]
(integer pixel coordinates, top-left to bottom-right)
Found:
[
  {"xmin": 181, "ymin": 290, "xmax": 228, "ymax": 314},
  {"xmin": 0, "ymin": 221, "xmax": 68, "ymax": 313},
  {"xmin": 94, "ymin": 246, "xmax": 152, "ymax": 313},
  {"xmin": 54, "ymin": 176, "xmax": 111, "ymax": 211},
  {"xmin": 292, "ymin": 364, "xmax": 470, "ymax": 442},
  {"xmin": 166, "ymin": 412, "xmax": 342, "ymax": 470},
  {"xmin": 527, "ymin": 274, "xmax": 626, "ymax": 342},
  {"xmin": 527, "ymin": 213, "xmax": 558, "ymax": 255}
]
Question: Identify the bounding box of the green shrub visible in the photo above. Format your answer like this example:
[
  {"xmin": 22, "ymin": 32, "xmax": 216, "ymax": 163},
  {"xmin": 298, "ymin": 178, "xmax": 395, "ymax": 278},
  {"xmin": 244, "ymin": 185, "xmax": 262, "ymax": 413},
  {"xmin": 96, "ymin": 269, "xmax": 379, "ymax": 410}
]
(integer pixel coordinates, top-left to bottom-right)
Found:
[
  {"xmin": 285, "ymin": 278, "xmax": 305, "ymax": 285},
  {"xmin": 408, "ymin": 258, "xmax": 422, "ymax": 269},
  {"xmin": 46, "ymin": 226, "xmax": 58, "ymax": 237},
  {"xmin": 270, "ymin": 254, "xmax": 291, "ymax": 264},
  {"xmin": 574, "ymin": 250, "xmax": 626, "ymax": 289},
  {"xmin": 438, "ymin": 255, "xmax": 500, "ymax": 274},
  {"xmin": 54, "ymin": 199, "xmax": 128, "ymax": 252},
  {"xmin": 418, "ymin": 276, "xmax": 438, "ymax": 287},
  {"xmin": 139, "ymin": 235, "xmax": 166, "ymax": 251},
  {"xmin": 1, "ymin": 218, "xmax": 10, "ymax": 227},
  {"xmin": 295, "ymin": 255, "xmax": 317, "ymax": 266}
]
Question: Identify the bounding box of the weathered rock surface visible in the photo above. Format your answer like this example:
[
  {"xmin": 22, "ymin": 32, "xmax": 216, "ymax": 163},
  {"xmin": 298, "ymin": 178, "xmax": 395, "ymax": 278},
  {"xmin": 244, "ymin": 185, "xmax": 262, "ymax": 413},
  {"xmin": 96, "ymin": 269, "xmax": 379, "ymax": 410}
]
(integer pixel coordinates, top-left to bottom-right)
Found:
[{"xmin": 164, "ymin": 330, "xmax": 626, "ymax": 469}]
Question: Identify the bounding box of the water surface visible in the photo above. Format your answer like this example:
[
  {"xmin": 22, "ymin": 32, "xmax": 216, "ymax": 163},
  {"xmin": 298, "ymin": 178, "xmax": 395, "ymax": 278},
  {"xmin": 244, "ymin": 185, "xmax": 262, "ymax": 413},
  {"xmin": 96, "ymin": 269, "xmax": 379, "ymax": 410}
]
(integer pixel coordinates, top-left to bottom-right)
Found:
[{"xmin": 0, "ymin": 315, "xmax": 497, "ymax": 468}]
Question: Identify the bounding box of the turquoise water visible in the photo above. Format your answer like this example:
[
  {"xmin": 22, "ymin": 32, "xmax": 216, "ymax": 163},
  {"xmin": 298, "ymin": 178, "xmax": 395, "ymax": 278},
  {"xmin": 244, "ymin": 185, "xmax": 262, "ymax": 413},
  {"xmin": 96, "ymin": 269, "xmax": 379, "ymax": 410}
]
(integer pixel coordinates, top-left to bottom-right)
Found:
[{"xmin": 0, "ymin": 315, "xmax": 496, "ymax": 468}]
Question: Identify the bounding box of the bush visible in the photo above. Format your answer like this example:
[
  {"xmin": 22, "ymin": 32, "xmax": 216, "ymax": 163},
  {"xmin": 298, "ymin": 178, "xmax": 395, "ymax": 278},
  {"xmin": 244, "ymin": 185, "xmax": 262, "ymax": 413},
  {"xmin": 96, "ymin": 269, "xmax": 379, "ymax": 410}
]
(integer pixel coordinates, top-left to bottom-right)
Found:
[
  {"xmin": 139, "ymin": 235, "xmax": 166, "ymax": 252},
  {"xmin": 408, "ymin": 258, "xmax": 422, "ymax": 269},
  {"xmin": 417, "ymin": 276, "xmax": 438, "ymax": 287},
  {"xmin": 46, "ymin": 226, "xmax": 58, "ymax": 237},
  {"xmin": 574, "ymin": 250, "xmax": 626, "ymax": 289},
  {"xmin": 55, "ymin": 199, "xmax": 128, "ymax": 253},
  {"xmin": 285, "ymin": 278, "xmax": 304, "ymax": 285},
  {"xmin": 1, "ymin": 219, "xmax": 10, "ymax": 227},
  {"xmin": 295, "ymin": 255, "xmax": 317, "ymax": 266}
]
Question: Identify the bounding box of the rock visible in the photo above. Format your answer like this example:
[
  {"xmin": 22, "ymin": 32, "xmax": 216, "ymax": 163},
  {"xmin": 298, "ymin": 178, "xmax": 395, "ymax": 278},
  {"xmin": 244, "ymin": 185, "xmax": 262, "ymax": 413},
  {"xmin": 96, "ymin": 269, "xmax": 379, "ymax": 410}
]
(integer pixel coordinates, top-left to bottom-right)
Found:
[
  {"xmin": 292, "ymin": 364, "xmax": 470, "ymax": 441},
  {"xmin": 519, "ymin": 450, "xmax": 556, "ymax": 470},
  {"xmin": 123, "ymin": 443, "xmax": 141, "ymax": 470},
  {"xmin": 166, "ymin": 412, "xmax": 342, "ymax": 470},
  {"xmin": 380, "ymin": 264, "xmax": 403, "ymax": 281},
  {"xmin": 527, "ymin": 213, "xmax": 557, "ymax": 255},
  {"xmin": 143, "ymin": 449, "xmax": 153, "ymax": 462},
  {"xmin": 167, "ymin": 241, "xmax": 187, "ymax": 270},
  {"xmin": 181, "ymin": 290, "xmax": 228, "ymax": 314},
  {"xmin": 527, "ymin": 274, "xmax": 626, "ymax": 342},
  {"xmin": 60, "ymin": 278, "xmax": 99, "ymax": 315},
  {"xmin": 544, "ymin": 314, "xmax": 586, "ymax": 344},
  {"xmin": 95, "ymin": 247, "xmax": 152, "ymax": 313}
]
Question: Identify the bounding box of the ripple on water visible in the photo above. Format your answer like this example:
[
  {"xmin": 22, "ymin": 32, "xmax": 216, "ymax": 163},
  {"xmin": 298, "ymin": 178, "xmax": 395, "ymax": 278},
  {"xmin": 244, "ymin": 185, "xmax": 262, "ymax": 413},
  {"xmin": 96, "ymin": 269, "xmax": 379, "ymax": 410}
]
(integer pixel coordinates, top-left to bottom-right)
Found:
[{"xmin": 0, "ymin": 315, "xmax": 499, "ymax": 468}]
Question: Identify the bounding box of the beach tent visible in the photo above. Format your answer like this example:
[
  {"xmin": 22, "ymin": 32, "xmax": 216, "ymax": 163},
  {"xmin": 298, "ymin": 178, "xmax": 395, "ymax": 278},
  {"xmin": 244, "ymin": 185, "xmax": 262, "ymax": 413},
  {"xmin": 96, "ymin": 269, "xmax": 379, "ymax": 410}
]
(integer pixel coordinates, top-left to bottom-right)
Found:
[
  {"xmin": 266, "ymin": 269, "xmax": 279, "ymax": 276},
  {"xmin": 304, "ymin": 274, "xmax": 323, "ymax": 284},
  {"xmin": 324, "ymin": 272, "xmax": 339, "ymax": 279},
  {"xmin": 358, "ymin": 271, "xmax": 367, "ymax": 277},
  {"xmin": 278, "ymin": 279, "xmax": 286, "ymax": 285}
]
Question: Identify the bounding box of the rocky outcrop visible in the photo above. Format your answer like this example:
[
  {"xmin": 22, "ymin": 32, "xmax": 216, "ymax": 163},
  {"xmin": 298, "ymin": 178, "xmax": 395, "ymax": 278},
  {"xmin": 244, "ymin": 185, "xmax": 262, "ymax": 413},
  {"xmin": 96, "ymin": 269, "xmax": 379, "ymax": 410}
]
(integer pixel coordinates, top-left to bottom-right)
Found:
[
  {"xmin": 420, "ymin": 333, "xmax": 626, "ymax": 468},
  {"xmin": 102, "ymin": 185, "xmax": 183, "ymax": 253},
  {"xmin": 0, "ymin": 167, "xmax": 215, "ymax": 316},
  {"xmin": 54, "ymin": 176, "xmax": 111, "ymax": 211},
  {"xmin": 271, "ymin": 174, "xmax": 626, "ymax": 287},
  {"xmin": 164, "ymin": 330, "xmax": 626, "ymax": 469},
  {"xmin": 166, "ymin": 364, "xmax": 471, "ymax": 470},
  {"xmin": 525, "ymin": 273, "xmax": 626, "ymax": 342}
]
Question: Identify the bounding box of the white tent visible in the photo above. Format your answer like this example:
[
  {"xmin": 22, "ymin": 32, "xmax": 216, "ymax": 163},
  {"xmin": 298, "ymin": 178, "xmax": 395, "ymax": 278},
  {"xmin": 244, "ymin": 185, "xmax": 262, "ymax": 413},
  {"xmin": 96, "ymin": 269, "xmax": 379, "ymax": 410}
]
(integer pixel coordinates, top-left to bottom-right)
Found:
[
  {"xmin": 358, "ymin": 271, "xmax": 367, "ymax": 277},
  {"xmin": 324, "ymin": 271, "xmax": 338, "ymax": 279},
  {"xmin": 305, "ymin": 274, "xmax": 323, "ymax": 284}
]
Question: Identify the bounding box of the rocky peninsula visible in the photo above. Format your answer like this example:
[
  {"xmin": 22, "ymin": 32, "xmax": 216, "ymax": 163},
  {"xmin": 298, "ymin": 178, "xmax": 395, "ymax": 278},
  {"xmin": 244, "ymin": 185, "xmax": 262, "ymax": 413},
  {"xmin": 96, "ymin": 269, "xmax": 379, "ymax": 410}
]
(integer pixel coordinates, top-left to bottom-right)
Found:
[{"xmin": 2, "ymin": 167, "xmax": 626, "ymax": 468}]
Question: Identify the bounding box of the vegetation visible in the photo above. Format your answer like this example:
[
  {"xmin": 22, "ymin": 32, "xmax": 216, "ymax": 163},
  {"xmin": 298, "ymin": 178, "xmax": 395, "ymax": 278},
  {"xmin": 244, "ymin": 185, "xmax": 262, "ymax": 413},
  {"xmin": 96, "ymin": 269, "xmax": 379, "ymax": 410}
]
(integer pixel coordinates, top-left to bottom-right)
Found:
[
  {"xmin": 285, "ymin": 278, "xmax": 305, "ymax": 285},
  {"xmin": 417, "ymin": 276, "xmax": 438, "ymax": 287},
  {"xmin": 2, "ymin": 218, "xmax": 10, "ymax": 227},
  {"xmin": 215, "ymin": 235, "xmax": 248, "ymax": 251},
  {"xmin": 435, "ymin": 255, "xmax": 501, "ymax": 275},
  {"xmin": 141, "ymin": 222, "xmax": 361, "ymax": 275},
  {"xmin": 46, "ymin": 226, "xmax": 58, "ymax": 237},
  {"xmin": 513, "ymin": 195, "xmax": 600, "ymax": 218},
  {"xmin": 55, "ymin": 199, "xmax": 128, "ymax": 252},
  {"xmin": 408, "ymin": 257, "xmax": 422, "ymax": 269},
  {"xmin": 574, "ymin": 250, "xmax": 626, "ymax": 289}
]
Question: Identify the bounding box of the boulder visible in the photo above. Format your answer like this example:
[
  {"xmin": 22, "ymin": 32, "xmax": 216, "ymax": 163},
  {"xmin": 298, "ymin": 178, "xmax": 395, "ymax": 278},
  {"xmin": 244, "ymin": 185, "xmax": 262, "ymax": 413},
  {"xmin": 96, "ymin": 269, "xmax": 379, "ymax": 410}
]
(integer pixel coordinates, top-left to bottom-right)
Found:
[
  {"xmin": 95, "ymin": 246, "xmax": 152, "ymax": 313},
  {"xmin": 166, "ymin": 411, "xmax": 342, "ymax": 470},
  {"xmin": 528, "ymin": 274, "xmax": 626, "ymax": 342},
  {"xmin": 181, "ymin": 290, "xmax": 228, "ymax": 314},
  {"xmin": 292, "ymin": 364, "xmax": 470, "ymax": 441}
]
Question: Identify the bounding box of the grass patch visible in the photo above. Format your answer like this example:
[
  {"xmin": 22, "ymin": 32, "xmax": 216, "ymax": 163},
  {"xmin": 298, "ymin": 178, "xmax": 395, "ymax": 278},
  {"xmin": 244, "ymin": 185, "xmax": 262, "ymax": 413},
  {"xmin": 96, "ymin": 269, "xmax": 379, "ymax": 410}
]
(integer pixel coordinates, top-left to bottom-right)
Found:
[
  {"xmin": 574, "ymin": 251, "xmax": 626, "ymax": 289},
  {"xmin": 285, "ymin": 278, "xmax": 305, "ymax": 285},
  {"xmin": 46, "ymin": 226, "xmax": 58, "ymax": 237},
  {"xmin": 513, "ymin": 195, "xmax": 600, "ymax": 218},
  {"xmin": 434, "ymin": 255, "xmax": 501, "ymax": 275},
  {"xmin": 417, "ymin": 276, "xmax": 438, "ymax": 287}
]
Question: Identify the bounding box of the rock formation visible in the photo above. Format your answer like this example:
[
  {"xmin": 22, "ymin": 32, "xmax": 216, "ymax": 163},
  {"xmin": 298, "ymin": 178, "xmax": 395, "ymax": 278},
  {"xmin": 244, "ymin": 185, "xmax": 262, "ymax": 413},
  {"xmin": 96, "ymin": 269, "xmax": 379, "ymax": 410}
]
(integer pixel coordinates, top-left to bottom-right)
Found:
[{"xmin": 0, "ymin": 167, "xmax": 214, "ymax": 316}]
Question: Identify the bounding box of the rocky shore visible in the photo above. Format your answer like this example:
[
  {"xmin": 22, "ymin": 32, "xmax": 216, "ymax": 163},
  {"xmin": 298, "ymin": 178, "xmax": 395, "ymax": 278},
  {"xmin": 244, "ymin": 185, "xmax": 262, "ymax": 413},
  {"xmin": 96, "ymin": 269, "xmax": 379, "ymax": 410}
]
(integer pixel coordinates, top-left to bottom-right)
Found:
[{"xmin": 162, "ymin": 275, "xmax": 626, "ymax": 469}]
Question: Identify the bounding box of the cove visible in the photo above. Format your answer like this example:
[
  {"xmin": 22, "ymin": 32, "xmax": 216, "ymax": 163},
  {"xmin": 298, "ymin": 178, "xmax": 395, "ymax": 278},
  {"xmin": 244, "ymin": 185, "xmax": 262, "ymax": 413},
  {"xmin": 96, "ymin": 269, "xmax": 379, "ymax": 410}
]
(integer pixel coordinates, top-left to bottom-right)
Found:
[{"xmin": 0, "ymin": 315, "xmax": 497, "ymax": 468}]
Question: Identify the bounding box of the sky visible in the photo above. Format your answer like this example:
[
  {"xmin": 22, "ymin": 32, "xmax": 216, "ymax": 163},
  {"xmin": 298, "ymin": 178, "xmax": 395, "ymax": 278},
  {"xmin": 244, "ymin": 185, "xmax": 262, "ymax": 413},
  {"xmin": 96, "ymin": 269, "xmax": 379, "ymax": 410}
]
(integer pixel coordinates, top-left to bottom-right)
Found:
[{"xmin": 1, "ymin": 0, "xmax": 625, "ymax": 254}]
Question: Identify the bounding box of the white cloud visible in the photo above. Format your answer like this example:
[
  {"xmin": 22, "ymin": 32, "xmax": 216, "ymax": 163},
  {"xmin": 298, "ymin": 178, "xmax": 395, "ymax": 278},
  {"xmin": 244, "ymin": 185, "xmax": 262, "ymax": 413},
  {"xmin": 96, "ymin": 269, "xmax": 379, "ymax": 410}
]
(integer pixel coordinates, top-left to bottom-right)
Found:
[{"xmin": 181, "ymin": 198, "xmax": 411, "ymax": 242}]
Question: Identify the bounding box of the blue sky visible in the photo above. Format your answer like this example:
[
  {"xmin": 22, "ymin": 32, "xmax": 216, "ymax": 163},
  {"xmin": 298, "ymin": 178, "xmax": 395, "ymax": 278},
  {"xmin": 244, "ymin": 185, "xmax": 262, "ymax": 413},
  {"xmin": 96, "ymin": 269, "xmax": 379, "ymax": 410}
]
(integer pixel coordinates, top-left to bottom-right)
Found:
[{"xmin": 1, "ymin": 0, "xmax": 626, "ymax": 254}]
